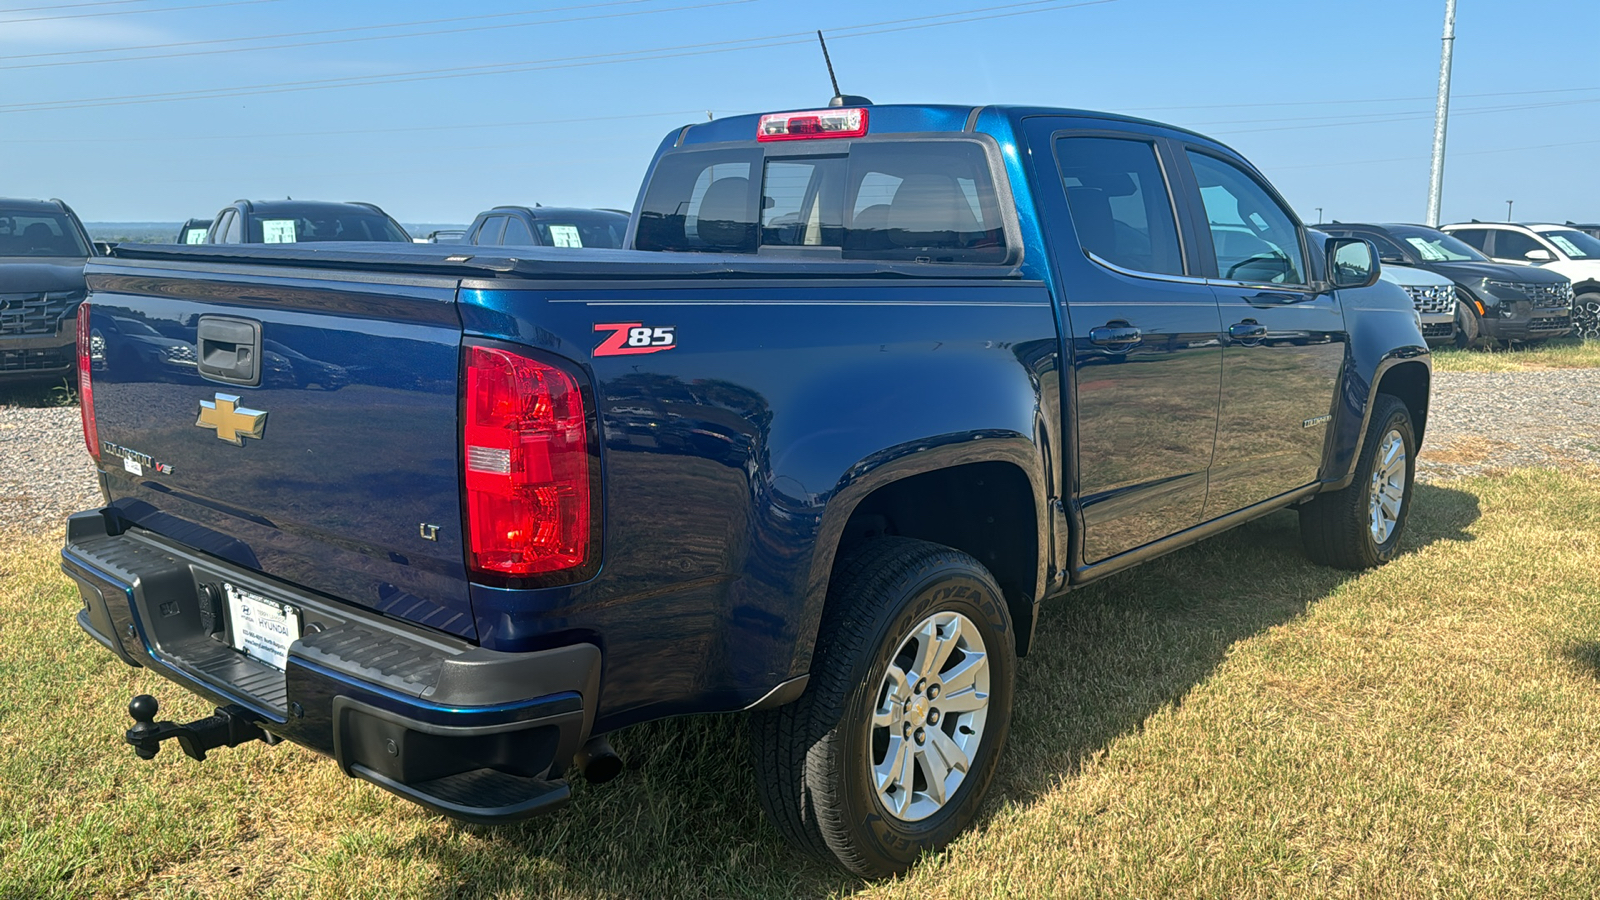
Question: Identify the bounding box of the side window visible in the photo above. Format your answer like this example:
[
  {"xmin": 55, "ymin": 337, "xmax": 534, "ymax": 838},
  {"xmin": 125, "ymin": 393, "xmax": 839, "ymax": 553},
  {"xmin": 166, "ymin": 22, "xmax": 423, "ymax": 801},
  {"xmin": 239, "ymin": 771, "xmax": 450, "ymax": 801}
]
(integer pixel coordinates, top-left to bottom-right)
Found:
[
  {"xmin": 502, "ymin": 216, "xmax": 535, "ymax": 246},
  {"xmin": 1492, "ymin": 229, "xmax": 1542, "ymax": 261},
  {"xmin": 1449, "ymin": 228, "xmax": 1490, "ymax": 252},
  {"xmin": 474, "ymin": 216, "xmax": 506, "ymax": 246},
  {"xmin": 1186, "ymin": 151, "xmax": 1306, "ymax": 285},
  {"xmin": 1054, "ymin": 136, "xmax": 1185, "ymax": 276},
  {"xmin": 222, "ymin": 210, "xmax": 243, "ymax": 244}
]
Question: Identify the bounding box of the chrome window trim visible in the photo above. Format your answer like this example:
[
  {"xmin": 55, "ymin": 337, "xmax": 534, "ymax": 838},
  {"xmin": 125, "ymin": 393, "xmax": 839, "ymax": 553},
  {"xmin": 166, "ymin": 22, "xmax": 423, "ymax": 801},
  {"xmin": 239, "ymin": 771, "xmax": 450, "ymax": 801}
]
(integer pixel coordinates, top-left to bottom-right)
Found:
[{"xmin": 1084, "ymin": 250, "xmax": 1209, "ymax": 285}]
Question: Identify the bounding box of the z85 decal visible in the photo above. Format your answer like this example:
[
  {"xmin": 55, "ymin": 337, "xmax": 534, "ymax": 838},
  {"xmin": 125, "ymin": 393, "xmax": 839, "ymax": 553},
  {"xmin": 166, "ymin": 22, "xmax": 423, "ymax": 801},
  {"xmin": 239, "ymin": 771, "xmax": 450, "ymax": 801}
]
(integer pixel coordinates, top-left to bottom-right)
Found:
[{"xmin": 593, "ymin": 322, "xmax": 677, "ymax": 357}]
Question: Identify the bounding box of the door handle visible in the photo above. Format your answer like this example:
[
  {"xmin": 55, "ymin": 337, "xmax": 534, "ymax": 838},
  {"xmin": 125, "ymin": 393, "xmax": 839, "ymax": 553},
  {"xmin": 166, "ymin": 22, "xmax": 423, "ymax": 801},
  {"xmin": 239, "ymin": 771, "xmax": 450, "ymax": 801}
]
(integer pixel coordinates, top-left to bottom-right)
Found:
[
  {"xmin": 1227, "ymin": 320, "xmax": 1268, "ymax": 340},
  {"xmin": 1089, "ymin": 322, "xmax": 1142, "ymax": 348}
]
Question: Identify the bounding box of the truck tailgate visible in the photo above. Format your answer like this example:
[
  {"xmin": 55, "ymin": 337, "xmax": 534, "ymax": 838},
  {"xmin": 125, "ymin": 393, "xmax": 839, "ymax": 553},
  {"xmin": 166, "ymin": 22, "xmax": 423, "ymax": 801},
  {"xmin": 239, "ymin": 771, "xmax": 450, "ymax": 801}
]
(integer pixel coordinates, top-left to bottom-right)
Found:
[{"xmin": 84, "ymin": 262, "xmax": 476, "ymax": 639}]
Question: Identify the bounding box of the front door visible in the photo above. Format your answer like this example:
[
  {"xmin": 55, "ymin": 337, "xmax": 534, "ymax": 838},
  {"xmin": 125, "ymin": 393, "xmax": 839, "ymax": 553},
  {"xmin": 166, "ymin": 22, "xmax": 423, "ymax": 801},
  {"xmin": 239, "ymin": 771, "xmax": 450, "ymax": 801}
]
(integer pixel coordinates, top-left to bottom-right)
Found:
[
  {"xmin": 1028, "ymin": 121, "xmax": 1224, "ymax": 564},
  {"xmin": 1178, "ymin": 148, "xmax": 1347, "ymax": 518}
]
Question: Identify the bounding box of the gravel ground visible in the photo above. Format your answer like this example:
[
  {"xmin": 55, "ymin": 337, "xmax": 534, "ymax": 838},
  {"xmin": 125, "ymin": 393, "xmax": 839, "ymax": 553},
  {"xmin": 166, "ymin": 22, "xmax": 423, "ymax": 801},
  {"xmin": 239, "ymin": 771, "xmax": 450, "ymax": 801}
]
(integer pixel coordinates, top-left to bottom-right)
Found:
[
  {"xmin": 0, "ymin": 404, "xmax": 100, "ymax": 535},
  {"xmin": 0, "ymin": 369, "xmax": 1595, "ymax": 536},
  {"xmin": 1416, "ymin": 369, "xmax": 1600, "ymax": 481}
]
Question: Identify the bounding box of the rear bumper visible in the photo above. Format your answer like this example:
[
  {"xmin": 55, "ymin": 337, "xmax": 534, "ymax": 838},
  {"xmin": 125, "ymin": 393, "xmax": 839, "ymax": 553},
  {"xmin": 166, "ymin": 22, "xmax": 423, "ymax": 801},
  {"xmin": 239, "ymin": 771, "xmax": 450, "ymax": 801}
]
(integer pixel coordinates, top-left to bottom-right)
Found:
[{"xmin": 61, "ymin": 508, "xmax": 600, "ymax": 823}]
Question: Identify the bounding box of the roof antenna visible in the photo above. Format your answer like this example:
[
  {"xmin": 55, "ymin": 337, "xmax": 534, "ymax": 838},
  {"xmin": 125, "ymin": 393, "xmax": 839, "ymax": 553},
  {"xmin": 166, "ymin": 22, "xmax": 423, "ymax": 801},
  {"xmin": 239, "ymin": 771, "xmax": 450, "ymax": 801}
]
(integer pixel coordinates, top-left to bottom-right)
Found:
[{"xmin": 817, "ymin": 30, "xmax": 872, "ymax": 107}]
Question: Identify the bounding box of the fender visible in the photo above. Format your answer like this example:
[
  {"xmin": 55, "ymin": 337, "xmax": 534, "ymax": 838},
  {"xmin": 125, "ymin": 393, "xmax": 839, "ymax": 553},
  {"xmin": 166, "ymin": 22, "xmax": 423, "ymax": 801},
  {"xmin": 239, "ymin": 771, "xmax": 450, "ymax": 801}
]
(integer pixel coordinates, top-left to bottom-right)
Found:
[{"xmin": 1323, "ymin": 349, "xmax": 1431, "ymax": 493}]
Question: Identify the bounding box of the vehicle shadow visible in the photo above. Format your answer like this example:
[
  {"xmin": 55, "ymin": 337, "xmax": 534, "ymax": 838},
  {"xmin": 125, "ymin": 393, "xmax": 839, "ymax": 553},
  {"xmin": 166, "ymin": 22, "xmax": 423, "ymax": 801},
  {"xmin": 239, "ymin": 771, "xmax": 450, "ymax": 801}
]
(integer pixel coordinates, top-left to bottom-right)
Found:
[{"xmin": 406, "ymin": 482, "xmax": 1481, "ymax": 898}]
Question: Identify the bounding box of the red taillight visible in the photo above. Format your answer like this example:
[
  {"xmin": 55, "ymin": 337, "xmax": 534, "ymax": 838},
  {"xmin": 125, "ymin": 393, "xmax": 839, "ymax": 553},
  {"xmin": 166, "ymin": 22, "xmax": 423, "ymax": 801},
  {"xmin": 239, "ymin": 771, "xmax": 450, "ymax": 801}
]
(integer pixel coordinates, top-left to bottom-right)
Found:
[
  {"xmin": 463, "ymin": 345, "xmax": 592, "ymax": 578},
  {"xmin": 757, "ymin": 107, "xmax": 868, "ymax": 141},
  {"xmin": 77, "ymin": 303, "xmax": 99, "ymax": 461}
]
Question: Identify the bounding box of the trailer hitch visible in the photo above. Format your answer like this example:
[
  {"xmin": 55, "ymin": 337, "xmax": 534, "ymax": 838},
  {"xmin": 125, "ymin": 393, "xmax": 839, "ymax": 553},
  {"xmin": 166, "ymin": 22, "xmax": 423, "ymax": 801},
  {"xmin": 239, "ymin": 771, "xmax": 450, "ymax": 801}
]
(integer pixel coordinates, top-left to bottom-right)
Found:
[{"xmin": 125, "ymin": 694, "xmax": 273, "ymax": 761}]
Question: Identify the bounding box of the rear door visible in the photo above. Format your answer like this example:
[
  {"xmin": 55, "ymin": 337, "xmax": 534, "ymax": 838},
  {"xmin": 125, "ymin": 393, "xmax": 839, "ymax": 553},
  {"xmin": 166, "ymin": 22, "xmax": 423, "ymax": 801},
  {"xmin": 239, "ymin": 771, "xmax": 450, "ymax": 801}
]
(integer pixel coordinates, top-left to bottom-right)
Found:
[
  {"xmin": 1175, "ymin": 147, "xmax": 1347, "ymax": 518},
  {"xmin": 1025, "ymin": 119, "xmax": 1224, "ymax": 564},
  {"xmin": 85, "ymin": 262, "xmax": 476, "ymax": 637}
]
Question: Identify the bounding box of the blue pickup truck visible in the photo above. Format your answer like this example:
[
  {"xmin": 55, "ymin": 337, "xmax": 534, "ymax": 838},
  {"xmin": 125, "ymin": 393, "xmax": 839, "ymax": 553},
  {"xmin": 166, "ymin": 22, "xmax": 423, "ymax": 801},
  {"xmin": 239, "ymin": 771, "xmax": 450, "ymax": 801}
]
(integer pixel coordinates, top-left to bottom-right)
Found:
[{"xmin": 63, "ymin": 103, "xmax": 1429, "ymax": 878}]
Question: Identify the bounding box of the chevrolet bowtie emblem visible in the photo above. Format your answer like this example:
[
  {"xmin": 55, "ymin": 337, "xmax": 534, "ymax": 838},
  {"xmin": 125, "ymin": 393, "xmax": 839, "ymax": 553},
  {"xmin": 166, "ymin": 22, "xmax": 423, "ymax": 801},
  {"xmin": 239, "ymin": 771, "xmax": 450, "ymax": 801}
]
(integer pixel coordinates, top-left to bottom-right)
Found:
[{"xmin": 196, "ymin": 393, "xmax": 268, "ymax": 445}]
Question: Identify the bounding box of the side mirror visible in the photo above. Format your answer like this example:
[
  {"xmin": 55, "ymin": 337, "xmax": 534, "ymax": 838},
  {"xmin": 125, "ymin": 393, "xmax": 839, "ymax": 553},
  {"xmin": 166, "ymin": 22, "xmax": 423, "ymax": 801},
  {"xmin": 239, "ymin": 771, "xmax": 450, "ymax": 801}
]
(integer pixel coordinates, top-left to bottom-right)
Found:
[
  {"xmin": 1378, "ymin": 254, "xmax": 1408, "ymax": 266},
  {"xmin": 1525, "ymin": 248, "xmax": 1555, "ymax": 262},
  {"xmin": 1327, "ymin": 237, "xmax": 1379, "ymax": 289}
]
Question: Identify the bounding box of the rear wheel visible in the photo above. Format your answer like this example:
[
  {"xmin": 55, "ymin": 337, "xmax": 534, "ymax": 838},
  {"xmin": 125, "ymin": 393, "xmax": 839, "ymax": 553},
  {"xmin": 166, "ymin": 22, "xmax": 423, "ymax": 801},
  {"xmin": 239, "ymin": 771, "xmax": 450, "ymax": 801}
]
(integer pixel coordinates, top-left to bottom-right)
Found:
[
  {"xmin": 749, "ymin": 538, "xmax": 1016, "ymax": 879},
  {"xmin": 1299, "ymin": 394, "xmax": 1416, "ymax": 570}
]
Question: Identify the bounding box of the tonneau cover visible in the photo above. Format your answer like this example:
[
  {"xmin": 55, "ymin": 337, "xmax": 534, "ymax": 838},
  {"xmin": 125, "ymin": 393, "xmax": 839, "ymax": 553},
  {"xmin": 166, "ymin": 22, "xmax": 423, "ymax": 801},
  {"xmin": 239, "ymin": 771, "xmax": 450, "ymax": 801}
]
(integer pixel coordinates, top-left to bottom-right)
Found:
[{"xmin": 104, "ymin": 242, "xmax": 1024, "ymax": 281}]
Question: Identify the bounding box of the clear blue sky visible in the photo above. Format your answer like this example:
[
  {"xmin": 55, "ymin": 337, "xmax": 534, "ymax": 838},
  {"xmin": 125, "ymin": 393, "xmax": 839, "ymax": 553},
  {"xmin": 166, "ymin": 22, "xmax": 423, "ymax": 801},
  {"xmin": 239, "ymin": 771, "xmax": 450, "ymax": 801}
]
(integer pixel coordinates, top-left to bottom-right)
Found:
[{"xmin": 2, "ymin": 0, "xmax": 1595, "ymax": 226}]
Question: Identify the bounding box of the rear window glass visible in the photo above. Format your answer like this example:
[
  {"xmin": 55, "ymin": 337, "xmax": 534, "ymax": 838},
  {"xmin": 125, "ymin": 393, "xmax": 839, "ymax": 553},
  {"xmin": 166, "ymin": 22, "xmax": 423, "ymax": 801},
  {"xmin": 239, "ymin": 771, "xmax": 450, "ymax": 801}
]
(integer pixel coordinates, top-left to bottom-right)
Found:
[
  {"xmin": 0, "ymin": 208, "xmax": 89, "ymax": 258},
  {"xmin": 534, "ymin": 212, "xmax": 627, "ymax": 249},
  {"xmin": 635, "ymin": 140, "xmax": 1009, "ymax": 263},
  {"xmin": 247, "ymin": 209, "xmax": 409, "ymax": 243}
]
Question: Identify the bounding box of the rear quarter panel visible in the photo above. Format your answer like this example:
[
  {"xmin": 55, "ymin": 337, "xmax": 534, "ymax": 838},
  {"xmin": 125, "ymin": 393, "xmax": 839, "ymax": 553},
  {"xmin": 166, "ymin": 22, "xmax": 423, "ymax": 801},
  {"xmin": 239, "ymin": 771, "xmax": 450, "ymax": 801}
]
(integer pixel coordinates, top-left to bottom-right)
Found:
[{"xmin": 459, "ymin": 278, "xmax": 1058, "ymax": 730}]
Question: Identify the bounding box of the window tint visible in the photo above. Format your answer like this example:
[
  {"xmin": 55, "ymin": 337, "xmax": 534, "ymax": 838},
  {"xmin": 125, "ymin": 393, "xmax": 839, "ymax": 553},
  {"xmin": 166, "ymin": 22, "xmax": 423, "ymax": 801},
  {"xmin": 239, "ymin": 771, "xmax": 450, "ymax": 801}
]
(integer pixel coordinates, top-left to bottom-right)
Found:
[
  {"xmin": 842, "ymin": 141, "xmax": 1006, "ymax": 263},
  {"xmin": 1187, "ymin": 151, "xmax": 1305, "ymax": 285},
  {"xmin": 635, "ymin": 141, "xmax": 1009, "ymax": 263},
  {"xmin": 763, "ymin": 158, "xmax": 844, "ymax": 247},
  {"xmin": 1449, "ymin": 228, "xmax": 1490, "ymax": 252},
  {"xmin": 0, "ymin": 208, "xmax": 89, "ymax": 258},
  {"xmin": 222, "ymin": 210, "xmax": 242, "ymax": 244},
  {"xmin": 1492, "ymin": 229, "xmax": 1543, "ymax": 261},
  {"xmin": 474, "ymin": 216, "xmax": 506, "ymax": 246},
  {"xmin": 502, "ymin": 216, "xmax": 534, "ymax": 246},
  {"xmin": 1054, "ymin": 136, "xmax": 1184, "ymax": 276},
  {"xmin": 636, "ymin": 149, "xmax": 758, "ymax": 253}
]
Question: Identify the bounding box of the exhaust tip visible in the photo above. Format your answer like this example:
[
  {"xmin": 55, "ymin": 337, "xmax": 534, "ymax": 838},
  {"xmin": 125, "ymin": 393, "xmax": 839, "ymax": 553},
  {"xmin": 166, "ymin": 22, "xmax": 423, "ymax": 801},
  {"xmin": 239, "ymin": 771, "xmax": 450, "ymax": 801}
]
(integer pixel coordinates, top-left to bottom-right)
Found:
[{"xmin": 575, "ymin": 736, "xmax": 623, "ymax": 784}]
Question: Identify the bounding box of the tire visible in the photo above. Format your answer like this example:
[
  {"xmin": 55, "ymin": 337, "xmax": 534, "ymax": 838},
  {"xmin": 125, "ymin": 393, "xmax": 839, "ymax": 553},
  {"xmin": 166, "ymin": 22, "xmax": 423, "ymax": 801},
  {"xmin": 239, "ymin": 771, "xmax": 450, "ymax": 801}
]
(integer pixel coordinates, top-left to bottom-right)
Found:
[
  {"xmin": 1453, "ymin": 302, "xmax": 1481, "ymax": 350},
  {"xmin": 748, "ymin": 537, "xmax": 1016, "ymax": 879},
  {"xmin": 1575, "ymin": 292, "xmax": 1600, "ymax": 340},
  {"xmin": 1299, "ymin": 394, "xmax": 1416, "ymax": 570}
]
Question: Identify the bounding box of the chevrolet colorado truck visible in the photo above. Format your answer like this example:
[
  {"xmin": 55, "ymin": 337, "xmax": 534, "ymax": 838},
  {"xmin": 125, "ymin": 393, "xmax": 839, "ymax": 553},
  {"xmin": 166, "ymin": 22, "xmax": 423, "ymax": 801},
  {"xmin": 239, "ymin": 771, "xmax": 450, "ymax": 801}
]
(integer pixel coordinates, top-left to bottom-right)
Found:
[{"xmin": 63, "ymin": 103, "xmax": 1430, "ymax": 878}]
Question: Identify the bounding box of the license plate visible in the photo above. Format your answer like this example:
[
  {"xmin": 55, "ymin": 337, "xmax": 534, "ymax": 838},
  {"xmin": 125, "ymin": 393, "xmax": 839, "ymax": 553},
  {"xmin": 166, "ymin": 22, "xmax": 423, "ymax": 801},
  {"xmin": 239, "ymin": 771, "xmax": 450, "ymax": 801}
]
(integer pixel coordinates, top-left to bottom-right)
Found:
[{"xmin": 224, "ymin": 583, "xmax": 301, "ymax": 671}]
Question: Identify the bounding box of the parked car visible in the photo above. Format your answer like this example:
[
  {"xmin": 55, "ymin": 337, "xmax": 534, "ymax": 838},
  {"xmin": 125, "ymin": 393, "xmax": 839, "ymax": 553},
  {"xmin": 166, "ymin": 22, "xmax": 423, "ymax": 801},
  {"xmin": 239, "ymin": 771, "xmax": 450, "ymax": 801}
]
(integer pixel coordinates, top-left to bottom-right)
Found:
[
  {"xmin": 1441, "ymin": 221, "xmax": 1600, "ymax": 340},
  {"xmin": 204, "ymin": 200, "xmax": 411, "ymax": 244},
  {"xmin": 67, "ymin": 102, "xmax": 1429, "ymax": 879},
  {"xmin": 176, "ymin": 219, "xmax": 212, "ymax": 245},
  {"xmin": 412, "ymin": 229, "xmax": 465, "ymax": 244},
  {"xmin": 465, "ymin": 206, "xmax": 627, "ymax": 249},
  {"xmin": 1319, "ymin": 222, "xmax": 1573, "ymax": 347},
  {"xmin": 0, "ymin": 197, "xmax": 93, "ymax": 384},
  {"xmin": 1564, "ymin": 222, "xmax": 1600, "ymax": 242},
  {"xmin": 1378, "ymin": 262, "xmax": 1457, "ymax": 344}
]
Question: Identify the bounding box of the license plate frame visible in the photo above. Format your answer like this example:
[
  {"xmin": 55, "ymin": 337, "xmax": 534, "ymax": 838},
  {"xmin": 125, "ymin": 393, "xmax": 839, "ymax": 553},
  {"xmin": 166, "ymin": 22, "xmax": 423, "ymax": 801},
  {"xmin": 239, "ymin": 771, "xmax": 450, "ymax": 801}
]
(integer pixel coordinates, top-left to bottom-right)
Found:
[{"xmin": 224, "ymin": 583, "xmax": 301, "ymax": 671}]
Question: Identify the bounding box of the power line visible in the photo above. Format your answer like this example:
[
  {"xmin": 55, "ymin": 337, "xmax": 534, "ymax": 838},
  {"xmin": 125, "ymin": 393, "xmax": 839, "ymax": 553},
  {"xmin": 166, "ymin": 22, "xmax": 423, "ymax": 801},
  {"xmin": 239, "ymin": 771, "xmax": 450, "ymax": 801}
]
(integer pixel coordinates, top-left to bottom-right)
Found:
[
  {"xmin": 0, "ymin": 0, "xmax": 160, "ymax": 13},
  {"xmin": 0, "ymin": 0, "xmax": 674, "ymax": 62},
  {"xmin": 0, "ymin": 0, "xmax": 280, "ymax": 25},
  {"xmin": 0, "ymin": 0, "xmax": 1117, "ymax": 114},
  {"xmin": 0, "ymin": 0, "xmax": 761, "ymax": 72},
  {"xmin": 0, "ymin": 109, "xmax": 730, "ymax": 143}
]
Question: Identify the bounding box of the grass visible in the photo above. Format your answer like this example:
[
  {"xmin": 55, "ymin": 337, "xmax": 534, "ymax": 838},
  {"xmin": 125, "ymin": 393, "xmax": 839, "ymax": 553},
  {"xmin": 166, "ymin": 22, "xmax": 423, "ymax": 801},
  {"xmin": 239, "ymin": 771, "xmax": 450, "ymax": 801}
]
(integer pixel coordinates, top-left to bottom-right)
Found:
[
  {"xmin": 1431, "ymin": 335, "xmax": 1600, "ymax": 373},
  {"xmin": 5, "ymin": 468, "xmax": 1600, "ymax": 897}
]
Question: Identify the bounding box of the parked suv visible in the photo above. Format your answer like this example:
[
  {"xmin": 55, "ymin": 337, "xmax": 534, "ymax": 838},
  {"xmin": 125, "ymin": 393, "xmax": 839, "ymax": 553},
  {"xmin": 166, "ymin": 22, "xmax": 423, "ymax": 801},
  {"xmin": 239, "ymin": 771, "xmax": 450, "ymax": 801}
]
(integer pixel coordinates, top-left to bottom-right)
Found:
[
  {"xmin": 1320, "ymin": 222, "xmax": 1573, "ymax": 347},
  {"xmin": 0, "ymin": 197, "xmax": 93, "ymax": 383},
  {"xmin": 1379, "ymin": 263, "xmax": 1457, "ymax": 344},
  {"xmin": 175, "ymin": 219, "xmax": 212, "ymax": 245},
  {"xmin": 465, "ymin": 206, "xmax": 627, "ymax": 249},
  {"xmin": 204, "ymin": 200, "xmax": 411, "ymax": 244},
  {"xmin": 1441, "ymin": 221, "xmax": 1600, "ymax": 340}
]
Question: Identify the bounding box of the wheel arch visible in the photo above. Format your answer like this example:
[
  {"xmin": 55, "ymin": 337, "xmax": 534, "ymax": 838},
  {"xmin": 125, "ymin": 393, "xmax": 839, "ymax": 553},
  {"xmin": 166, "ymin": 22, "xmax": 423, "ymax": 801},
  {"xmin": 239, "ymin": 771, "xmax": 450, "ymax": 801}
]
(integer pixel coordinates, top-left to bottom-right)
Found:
[{"xmin": 794, "ymin": 439, "xmax": 1049, "ymax": 677}]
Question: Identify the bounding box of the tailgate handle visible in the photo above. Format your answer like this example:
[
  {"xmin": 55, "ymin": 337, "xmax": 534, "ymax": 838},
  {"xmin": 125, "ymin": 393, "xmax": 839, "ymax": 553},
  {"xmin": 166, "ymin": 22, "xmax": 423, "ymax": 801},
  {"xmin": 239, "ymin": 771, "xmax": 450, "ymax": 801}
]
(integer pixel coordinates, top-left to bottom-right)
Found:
[{"xmin": 196, "ymin": 316, "xmax": 262, "ymax": 386}]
